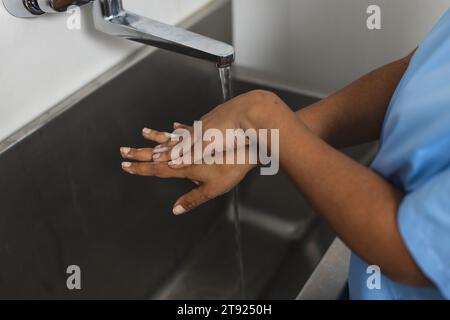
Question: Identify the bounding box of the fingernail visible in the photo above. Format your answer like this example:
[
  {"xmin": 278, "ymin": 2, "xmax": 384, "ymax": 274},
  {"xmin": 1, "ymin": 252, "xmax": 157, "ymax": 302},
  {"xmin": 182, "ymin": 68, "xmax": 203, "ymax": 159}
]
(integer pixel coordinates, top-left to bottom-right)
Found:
[
  {"xmin": 153, "ymin": 153, "xmax": 161, "ymax": 160},
  {"xmin": 173, "ymin": 205, "xmax": 186, "ymax": 215},
  {"xmin": 122, "ymin": 162, "xmax": 132, "ymax": 168},
  {"xmin": 120, "ymin": 147, "xmax": 131, "ymax": 155},
  {"xmin": 143, "ymin": 128, "xmax": 152, "ymax": 134},
  {"xmin": 174, "ymin": 122, "xmax": 182, "ymax": 127},
  {"xmin": 154, "ymin": 147, "xmax": 171, "ymax": 153}
]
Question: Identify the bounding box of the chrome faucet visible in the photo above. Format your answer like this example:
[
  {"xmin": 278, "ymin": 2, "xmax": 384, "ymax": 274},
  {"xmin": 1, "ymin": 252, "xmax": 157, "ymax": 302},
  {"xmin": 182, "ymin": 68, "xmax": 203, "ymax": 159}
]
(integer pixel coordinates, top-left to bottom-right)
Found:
[{"xmin": 2, "ymin": 0, "xmax": 235, "ymax": 67}]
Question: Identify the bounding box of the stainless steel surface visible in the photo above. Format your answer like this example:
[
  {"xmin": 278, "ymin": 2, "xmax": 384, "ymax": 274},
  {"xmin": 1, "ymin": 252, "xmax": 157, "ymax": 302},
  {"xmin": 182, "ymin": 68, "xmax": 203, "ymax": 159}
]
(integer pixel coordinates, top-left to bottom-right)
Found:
[
  {"xmin": 2, "ymin": 0, "xmax": 235, "ymax": 67},
  {"xmin": 297, "ymin": 239, "xmax": 351, "ymax": 300}
]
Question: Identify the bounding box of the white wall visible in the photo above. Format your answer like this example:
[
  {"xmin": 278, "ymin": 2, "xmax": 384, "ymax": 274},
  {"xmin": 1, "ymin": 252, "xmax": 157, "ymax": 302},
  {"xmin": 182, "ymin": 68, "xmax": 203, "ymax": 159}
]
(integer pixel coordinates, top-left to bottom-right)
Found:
[
  {"xmin": 233, "ymin": 0, "xmax": 450, "ymax": 97},
  {"xmin": 0, "ymin": 0, "xmax": 211, "ymax": 142}
]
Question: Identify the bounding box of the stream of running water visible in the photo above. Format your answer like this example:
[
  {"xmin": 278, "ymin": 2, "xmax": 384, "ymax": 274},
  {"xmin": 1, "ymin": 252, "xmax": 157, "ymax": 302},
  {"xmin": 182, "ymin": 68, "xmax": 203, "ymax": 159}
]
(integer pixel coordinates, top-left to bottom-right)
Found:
[{"xmin": 218, "ymin": 66, "xmax": 246, "ymax": 299}]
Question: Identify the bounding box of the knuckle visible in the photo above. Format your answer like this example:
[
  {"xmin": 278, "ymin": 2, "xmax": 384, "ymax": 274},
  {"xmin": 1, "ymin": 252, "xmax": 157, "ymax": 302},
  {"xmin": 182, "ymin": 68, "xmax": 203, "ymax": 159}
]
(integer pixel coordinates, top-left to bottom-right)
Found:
[
  {"xmin": 133, "ymin": 163, "xmax": 144, "ymax": 172},
  {"xmin": 246, "ymin": 89, "xmax": 280, "ymax": 102},
  {"xmin": 154, "ymin": 168, "xmax": 166, "ymax": 178},
  {"xmin": 140, "ymin": 164, "xmax": 154, "ymax": 175},
  {"xmin": 199, "ymin": 188, "xmax": 213, "ymax": 201},
  {"xmin": 184, "ymin": 199, "xmax": 197, "ymax": 210}
]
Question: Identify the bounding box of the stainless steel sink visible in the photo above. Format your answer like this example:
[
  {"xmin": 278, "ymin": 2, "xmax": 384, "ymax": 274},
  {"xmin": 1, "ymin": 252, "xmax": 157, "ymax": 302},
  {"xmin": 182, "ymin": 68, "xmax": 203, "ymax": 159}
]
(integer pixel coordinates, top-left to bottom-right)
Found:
[{"xmin": 0, "ymin": 0, "xmax": 376, "ymax": 299}]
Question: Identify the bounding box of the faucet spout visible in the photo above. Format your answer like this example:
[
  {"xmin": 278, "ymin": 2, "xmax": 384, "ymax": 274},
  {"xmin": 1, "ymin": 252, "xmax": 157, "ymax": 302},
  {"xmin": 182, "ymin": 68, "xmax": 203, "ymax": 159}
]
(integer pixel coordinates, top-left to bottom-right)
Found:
[
  {"xmin": 94, "ymin": 0, "xmax": 235, "ymax": 67},
  {"xmin": 1, "ymin": 0, "xmax": 235, "ymax": 67}
]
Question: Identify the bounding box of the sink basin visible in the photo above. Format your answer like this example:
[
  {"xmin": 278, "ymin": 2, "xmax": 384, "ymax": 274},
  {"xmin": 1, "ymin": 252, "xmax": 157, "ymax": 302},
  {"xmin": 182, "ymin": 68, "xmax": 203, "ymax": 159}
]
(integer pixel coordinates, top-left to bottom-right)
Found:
[{"xmin": 0, "ymin": 0, "xmax": 376, "ymax": 299}]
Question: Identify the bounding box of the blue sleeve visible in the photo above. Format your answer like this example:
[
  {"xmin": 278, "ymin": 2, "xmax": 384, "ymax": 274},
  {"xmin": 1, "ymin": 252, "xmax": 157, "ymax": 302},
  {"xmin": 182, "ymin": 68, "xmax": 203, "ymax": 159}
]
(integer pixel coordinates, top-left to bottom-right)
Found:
[{"xmin": 398, "ymin": 167, "xmax": 450, "ymax": 299}]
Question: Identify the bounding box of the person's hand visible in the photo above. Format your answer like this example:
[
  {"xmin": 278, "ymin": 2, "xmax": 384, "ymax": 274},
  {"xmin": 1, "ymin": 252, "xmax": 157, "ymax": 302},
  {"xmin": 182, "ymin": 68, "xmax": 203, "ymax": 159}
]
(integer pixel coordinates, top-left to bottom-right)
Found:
[
  {"xmin": 118, "ymin": 89, "xmax": 286, "ymax": 214},
  {"xmin": 120, "ymin": 147, "xmax": 255, "ymax": 215},
  {"xmin": 150, "ymin": 90, "xmax": 283, "ymax": 165}
]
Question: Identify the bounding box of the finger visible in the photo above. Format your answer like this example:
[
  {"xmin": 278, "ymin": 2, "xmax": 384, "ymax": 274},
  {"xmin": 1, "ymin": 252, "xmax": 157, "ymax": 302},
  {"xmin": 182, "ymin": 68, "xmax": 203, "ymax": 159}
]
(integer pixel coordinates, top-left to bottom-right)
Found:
[
  {"xmin": 173, "ymin": 122, "xmax": 192, "ymax": 130},
  {"xmin": 120, "ymin": 147, "xmax": 153, "ymax": 162},
  {"xmin": 154, "ymin": 127, "xmax": 196, "ymax": 163},
  {"xmin": 152, "ymin": 132, "xmax": 185, "ymax": 160},
  {"xmin": 168, "ymin": 161, "xmax": 192, "ymax": 169},
  {"xmin": 185, "ymin": 139, "xmax": 224, "ymax": 165},
  {"xmin": 153, "ymin": 142, "xmax": 185, "ymax": 162},
  {"xmin": 142, "ymin": 127, "xmax": 174, "ymax": 144},
  {"xmin": 154, "ymin": 123, "xmax": 190, "ymax": 147},
  {"xmin": 165, "ymin": 148, "xmax": 200, "ymax": 168},
  {"xmin": 164, "ymin": 140, "xmax": 223, "ymax": 168},
  {"xmin": 192, "ymin": 140, "xmax": 219, "ymax": 164},
  {"xmin": 156, "ymin": 139, "xmax": 180, "ymax": 149},
  {"xmin": 172, "ymin": 185, "xmax": 213, "ymax": 215},
  {"xmin": 152, "ymin": 148, "xmax": 173, "ymax": 162},
  {"xmin": 121, "ymin": 161, "xmax": 186, "ymax": 178},
  {"xmin": 152, "ymin": 140, "xmax": 181, "ymax": 161}
]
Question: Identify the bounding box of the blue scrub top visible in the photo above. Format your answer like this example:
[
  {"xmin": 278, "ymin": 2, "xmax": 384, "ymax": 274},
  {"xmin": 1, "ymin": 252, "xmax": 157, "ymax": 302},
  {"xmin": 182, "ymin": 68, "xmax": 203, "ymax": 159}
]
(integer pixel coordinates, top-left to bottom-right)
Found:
[{"xmin": 348, "ymin": 8, "xmax": 450, "ymax": 300}]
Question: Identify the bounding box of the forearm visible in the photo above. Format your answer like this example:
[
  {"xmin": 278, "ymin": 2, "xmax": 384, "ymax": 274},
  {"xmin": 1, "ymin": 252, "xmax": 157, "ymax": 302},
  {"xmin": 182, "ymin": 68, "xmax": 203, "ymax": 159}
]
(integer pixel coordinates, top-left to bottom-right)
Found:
[
  {"xmin": 296, "ymin": 52, "xmax": 414, "ymax": 148},
  {"xmin": 243, "ymin": 94, "xmax": 430, "ymax": 286}
]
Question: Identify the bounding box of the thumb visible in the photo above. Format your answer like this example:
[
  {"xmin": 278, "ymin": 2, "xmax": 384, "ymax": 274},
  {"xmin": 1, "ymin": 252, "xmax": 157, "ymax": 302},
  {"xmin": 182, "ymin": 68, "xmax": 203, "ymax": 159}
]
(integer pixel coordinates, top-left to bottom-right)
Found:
[{"xmin": 172, "ymin": 186, "xmax": 212, "ymax": 215}]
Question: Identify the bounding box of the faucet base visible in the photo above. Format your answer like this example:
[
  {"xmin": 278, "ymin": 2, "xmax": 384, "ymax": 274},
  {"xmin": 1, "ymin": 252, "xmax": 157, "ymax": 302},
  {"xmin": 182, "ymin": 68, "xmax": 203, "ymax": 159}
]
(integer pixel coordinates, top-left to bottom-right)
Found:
[
  {"xmin": 2, "ymin": 0, "xmax": 43, "ymax": 18},
  {"xmin": 2, "ymin": 0, "xmax": 92, "ymax": 17}
]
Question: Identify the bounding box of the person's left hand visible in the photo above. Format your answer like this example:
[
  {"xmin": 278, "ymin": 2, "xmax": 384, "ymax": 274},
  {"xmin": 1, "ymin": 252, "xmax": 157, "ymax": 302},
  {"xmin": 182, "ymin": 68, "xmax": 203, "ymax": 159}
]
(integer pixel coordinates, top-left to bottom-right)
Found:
[
  {"xmin": 149, "ymin": 90, "xmax": 284, "ymax": 165},
  {"xmin": 120, "ymin": 130, "xmax": 255, "ymax": 215}
]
